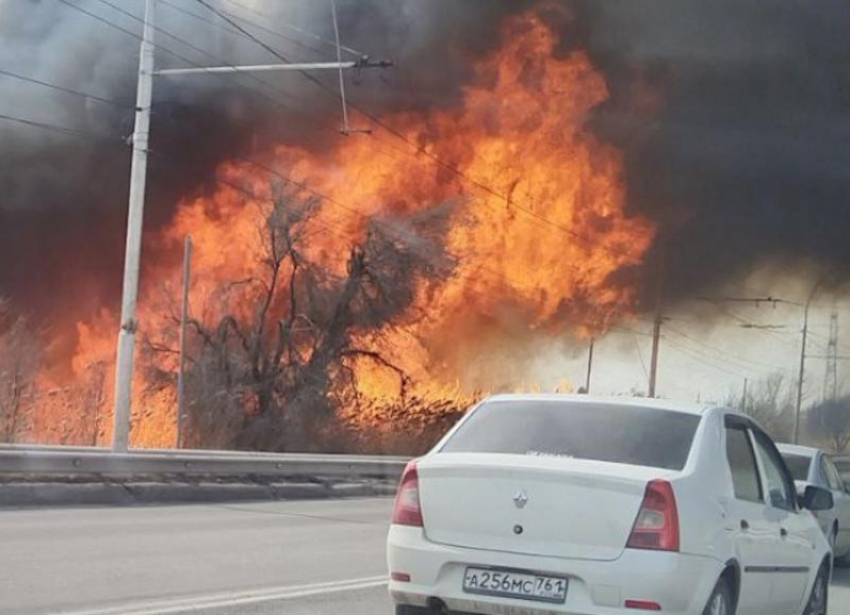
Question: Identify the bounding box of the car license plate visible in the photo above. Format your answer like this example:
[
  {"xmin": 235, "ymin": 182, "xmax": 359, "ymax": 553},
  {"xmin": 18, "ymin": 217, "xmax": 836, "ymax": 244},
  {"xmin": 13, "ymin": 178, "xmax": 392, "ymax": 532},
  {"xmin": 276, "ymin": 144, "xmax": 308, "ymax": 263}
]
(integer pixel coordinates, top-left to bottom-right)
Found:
[{"xmin": 462, "ymin": 567, "xmax": 568, "ymax": 604}]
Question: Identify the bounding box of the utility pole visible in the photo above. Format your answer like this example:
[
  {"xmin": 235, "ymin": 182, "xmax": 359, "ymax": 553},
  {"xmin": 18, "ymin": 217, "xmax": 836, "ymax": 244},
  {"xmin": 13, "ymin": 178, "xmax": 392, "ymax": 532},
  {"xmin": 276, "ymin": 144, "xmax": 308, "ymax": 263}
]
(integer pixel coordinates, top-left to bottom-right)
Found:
[
  {"xmin": 176, "ymin": 235, "xmax": 192, "ymax": 449},
  {"xmin": 112, "ymin": 0, "xmax": 155, "ymax": 453},
  {"xmin": 794, "ymin": 274, "xmax": 830, "ymax": 444},
  {"xmin": 648, "ymin": 311, "xmax": 662, "ymax": 398},
  {"xmin": 825, "ymin": 304, "xmax": 839, "ymax": 401},
  {"xmin": 648, "ymin": 272, "xmax": 664, "ymax": 398},
  {"xmin": 109, "ymin": 1, "xmax": 391, "ymax": 452},
  {"xmin": 584, "ymin": 338, "xmax": 595, "ymax": 394},
  {"xmin": 742, "ymin": 377, "xmax": 749, "ymax": 411}
]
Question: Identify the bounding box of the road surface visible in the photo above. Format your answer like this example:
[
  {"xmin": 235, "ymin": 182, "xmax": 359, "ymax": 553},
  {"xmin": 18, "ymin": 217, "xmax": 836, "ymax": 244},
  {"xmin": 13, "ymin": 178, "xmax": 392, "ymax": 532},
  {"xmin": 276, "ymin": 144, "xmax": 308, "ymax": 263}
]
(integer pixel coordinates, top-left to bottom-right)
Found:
[{"xmin": 0, "ymin": 498, "xmax": 847, "ymax": 614}]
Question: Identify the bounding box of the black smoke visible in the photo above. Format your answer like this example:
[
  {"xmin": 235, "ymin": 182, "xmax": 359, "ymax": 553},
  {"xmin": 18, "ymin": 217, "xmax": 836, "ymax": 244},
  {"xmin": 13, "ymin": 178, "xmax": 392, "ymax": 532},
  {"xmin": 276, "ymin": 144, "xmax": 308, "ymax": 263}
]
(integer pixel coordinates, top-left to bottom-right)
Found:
[
  {"xmin": 0, "ymin": 0, "xmax": 528, "ymax": 325},
  {"xmin": 569, "ymin": 0, "xmax": 850, "ymax": 301},
  {"xmin": 2, "ymin": 0, "xmax": 849, "ymax": 330}
]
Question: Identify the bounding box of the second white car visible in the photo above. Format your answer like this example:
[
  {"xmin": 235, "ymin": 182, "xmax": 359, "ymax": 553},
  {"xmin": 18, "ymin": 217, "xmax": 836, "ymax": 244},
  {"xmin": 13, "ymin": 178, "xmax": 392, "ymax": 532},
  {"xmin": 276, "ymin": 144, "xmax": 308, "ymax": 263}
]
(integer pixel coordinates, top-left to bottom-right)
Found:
[{"xmin": 779, "ymin": 443, "xmax": 850, "ymax": 563}]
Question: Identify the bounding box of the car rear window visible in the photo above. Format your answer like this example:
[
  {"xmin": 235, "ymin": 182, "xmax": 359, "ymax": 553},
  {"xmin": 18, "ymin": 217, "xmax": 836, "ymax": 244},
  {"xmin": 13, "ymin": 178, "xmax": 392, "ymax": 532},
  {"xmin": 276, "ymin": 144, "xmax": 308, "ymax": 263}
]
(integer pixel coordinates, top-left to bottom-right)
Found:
[
  {"xmin": 440, "ymin": 401, "xmax": 701, "ymax": 470},
  {"xmin": 781, "ymin": 454, "xmax": 812, "ymax": 482}
]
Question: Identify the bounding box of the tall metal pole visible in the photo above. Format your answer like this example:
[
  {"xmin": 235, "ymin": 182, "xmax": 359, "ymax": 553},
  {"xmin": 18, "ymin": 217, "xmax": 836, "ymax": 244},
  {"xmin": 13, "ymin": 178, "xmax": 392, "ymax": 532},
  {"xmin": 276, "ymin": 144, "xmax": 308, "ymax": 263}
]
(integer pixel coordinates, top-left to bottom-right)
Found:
[
  {"xmin": 648, "ymin": 313, "xmax": 662, "ymax": 398},
  {"xmin": 330, "ymin": 0, "xmax": 350, "ymax": 132},
  {"xmin": 794, "ymin": 274, "xmax": 829, "ymax": 444},
  {"xmin": 794, "ymin": 303, "xmax": 812, "ymax": 444},
  {"xmin": 176, "ymin": 235, "xmax": 192, "ymax": 449},
  {"xmin": 584, "ymin": 338, "xmax": 595, "ymax": 394},
  {"xmin": 647, "ymin": 252, "xmax": 665, "ymax": 399},
  {"xmin": 112, "ymin": 0, "xmax": 155, "ymax": 453},
  {"xmin": 825, "ymin": 305, "xmax": 839, "ymax": 401}
]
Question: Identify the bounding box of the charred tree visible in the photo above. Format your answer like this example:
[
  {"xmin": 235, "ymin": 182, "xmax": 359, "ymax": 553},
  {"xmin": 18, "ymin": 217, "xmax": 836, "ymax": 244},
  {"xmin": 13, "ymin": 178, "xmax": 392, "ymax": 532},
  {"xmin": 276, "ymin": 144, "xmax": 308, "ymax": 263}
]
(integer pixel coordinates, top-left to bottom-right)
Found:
[{"xmin": 146, "ymin": 181, "xmax": 455, "ymax": 451}]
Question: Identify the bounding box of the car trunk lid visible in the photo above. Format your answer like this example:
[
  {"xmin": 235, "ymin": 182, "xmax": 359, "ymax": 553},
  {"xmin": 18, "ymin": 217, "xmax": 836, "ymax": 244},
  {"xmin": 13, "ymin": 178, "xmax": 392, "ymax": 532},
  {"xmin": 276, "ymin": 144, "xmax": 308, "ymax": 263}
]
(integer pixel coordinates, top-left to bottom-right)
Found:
[{"xmin": 419, "ymin": 453, "xmax": 677, "ymax": 561}]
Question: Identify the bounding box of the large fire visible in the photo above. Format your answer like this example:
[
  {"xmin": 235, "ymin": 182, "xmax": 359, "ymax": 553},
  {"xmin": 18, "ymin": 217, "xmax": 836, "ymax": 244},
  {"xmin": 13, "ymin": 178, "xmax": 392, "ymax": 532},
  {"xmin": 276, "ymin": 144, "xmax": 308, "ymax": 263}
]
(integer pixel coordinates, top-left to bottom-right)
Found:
[{"xmin": 25, "ymin": 12, "xmax": 654, "ymax": 449}]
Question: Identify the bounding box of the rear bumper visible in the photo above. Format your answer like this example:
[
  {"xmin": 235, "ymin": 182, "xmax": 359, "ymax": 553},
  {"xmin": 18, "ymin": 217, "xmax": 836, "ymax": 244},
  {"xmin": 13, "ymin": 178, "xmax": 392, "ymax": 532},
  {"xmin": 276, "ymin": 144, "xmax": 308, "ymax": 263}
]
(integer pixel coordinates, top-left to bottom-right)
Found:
[{"xmin": 387, "ymin": 526, "xmax": 723, "ymax": 615}]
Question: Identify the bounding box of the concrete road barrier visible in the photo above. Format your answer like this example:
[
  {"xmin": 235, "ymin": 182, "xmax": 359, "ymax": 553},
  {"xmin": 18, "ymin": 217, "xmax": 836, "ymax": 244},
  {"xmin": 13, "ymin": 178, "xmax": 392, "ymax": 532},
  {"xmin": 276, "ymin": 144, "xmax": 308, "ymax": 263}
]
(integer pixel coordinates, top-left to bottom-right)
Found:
[{"xmin": 0, "ymin": 445, "xmax": 408, "ymax": 507}]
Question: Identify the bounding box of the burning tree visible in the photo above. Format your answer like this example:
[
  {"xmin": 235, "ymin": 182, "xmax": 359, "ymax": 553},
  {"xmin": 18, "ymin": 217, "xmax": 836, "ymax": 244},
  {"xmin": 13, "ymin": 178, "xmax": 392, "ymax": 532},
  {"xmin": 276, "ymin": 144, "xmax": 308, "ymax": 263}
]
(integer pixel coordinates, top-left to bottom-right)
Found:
[
  {"xmin": 146, "ymin": 181, "xmax": 454, "ymax": 451},
  {"xmin": 72, "ymin": 360, "xmax": 109, "ymax": 446},
  {"xmin": 0, "ymin": 298, "xmax": 40, "ymax": 443}
]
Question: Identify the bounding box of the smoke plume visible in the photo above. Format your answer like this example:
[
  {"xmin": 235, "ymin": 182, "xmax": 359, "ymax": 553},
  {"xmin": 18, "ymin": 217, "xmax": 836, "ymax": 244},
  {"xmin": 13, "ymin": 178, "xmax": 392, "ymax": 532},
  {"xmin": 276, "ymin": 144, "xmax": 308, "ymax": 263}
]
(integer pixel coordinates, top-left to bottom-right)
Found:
[{"xmin": 2, "ymin": 0, "xmax": 849, "ymax": 327}]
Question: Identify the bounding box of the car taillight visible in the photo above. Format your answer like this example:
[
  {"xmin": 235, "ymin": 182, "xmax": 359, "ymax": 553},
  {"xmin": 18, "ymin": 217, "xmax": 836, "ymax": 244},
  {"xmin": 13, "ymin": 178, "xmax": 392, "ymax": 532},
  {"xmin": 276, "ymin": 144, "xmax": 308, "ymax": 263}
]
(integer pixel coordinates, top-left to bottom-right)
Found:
[
  {"xmin": 392, "ymin": 461, "xmax": 423, "ymax": 527},
  {"xmin": 626, "ymin": 479, "xmax": 679, "ymax": 552}
]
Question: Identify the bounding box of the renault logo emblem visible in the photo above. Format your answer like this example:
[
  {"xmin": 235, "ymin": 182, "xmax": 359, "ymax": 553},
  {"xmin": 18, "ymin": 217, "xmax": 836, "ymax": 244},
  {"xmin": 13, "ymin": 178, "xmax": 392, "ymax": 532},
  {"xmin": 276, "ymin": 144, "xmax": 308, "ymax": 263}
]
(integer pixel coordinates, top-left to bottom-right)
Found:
[{"xmin": 513, "ymin": 489, "xmax": 529, "ymax": 509}]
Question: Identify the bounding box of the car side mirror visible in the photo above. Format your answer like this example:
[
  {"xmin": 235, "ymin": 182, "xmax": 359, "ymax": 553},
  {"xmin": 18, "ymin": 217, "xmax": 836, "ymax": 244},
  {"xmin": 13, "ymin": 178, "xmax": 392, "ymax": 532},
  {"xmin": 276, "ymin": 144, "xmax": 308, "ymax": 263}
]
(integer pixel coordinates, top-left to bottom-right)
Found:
[{"xmin": 801, "ymin": 485, "xmax": 834, "ymax": 511}]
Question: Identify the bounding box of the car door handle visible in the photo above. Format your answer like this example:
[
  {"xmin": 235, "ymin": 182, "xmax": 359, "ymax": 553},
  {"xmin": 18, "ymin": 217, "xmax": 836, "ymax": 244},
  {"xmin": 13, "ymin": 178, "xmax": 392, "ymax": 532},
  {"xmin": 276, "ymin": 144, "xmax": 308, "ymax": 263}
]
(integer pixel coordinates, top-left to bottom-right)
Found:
[
  {"xmin": 780, "ymin": 528, "xmax": 788, "ymax": 538},
  {"xmin": 740, "ymin": 519, "xmax": 750, "ymax": 531}
]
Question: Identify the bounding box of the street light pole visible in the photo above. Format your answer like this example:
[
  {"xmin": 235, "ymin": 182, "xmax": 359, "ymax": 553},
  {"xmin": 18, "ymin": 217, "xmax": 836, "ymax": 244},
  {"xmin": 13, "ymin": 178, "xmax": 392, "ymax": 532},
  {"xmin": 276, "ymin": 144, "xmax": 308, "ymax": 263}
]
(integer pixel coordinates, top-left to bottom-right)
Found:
[{"xmin": 112, "ymin": 0, "xmax": 155, "ymax": 453}]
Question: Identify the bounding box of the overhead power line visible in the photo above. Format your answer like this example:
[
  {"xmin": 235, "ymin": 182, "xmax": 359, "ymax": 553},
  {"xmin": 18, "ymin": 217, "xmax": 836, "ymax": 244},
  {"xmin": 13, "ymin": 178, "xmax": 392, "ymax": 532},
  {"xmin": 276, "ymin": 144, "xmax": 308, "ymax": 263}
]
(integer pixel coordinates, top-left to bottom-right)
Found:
[
  {"xmin": 0, "ymin": 67, "xmax": 135, "ymax": 109},
  {"xmin": 157, "ymin": 0, "xmax": 324, "ymax": 62},
  {"xmin": 0, "ymin": 112, "xmax": 120, "ymax": 144},
  {"xmin": 222, "ymin": 0, "xmax": 364, "ymax": 58},
  {"xmin": 663, "ymin": 338, "xmax": 747, "ymax": 379},
  {"xmin": 56, "ymin": 0, "xmax": 334, "ymax": 132},
  {"xmin": 55, "ymin": 0, "xmax": 143, "ymax": 41},
  {"xmin": 65, "ymin": 0, "xmax": 639, "ymax": 264},
  {"xmin": 193, "ymin": 0, "xmax": 638, "ymax": 260},
  {"xmin": 695, "ymin": 295, "xmax": 803, "ymax": 308},
  {"xmin": 664, "ymin": 324, "xmax": 792, "ymax": 373},
  {"xmin": 51, "ymin": 0, "xmax": 558, "ymax": 292},
  {"xmin": 53, "ymin": 0, "xmax": 621, "ymax": 297},
  {"xmin": 224, "ymin": 154, "xmax": 553, "ymax": 289}
]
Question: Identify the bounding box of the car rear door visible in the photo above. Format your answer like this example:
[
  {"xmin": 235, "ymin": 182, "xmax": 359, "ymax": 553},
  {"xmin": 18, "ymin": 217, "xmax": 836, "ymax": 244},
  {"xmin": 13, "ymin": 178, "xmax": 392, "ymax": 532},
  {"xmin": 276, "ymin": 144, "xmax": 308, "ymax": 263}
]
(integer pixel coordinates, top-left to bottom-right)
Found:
[
  {"xmin": 751, "ymin": 430, "xmax": 813, "ymax": 615},
  {"xmin": 722, "ymin": 419, "xmax": 774, "ymax": 615}
]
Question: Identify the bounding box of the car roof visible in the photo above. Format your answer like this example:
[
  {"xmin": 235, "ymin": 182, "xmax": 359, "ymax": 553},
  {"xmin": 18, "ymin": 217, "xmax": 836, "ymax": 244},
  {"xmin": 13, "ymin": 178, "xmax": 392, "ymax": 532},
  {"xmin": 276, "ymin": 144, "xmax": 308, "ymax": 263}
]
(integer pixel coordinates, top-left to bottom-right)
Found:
[
  {"xmin": 482, "ymin": 393, "xmax": 715, "ymax": 416},
  {"xmin": 776, "ymin": 443, "xmax": 821, "ymax": 458}
]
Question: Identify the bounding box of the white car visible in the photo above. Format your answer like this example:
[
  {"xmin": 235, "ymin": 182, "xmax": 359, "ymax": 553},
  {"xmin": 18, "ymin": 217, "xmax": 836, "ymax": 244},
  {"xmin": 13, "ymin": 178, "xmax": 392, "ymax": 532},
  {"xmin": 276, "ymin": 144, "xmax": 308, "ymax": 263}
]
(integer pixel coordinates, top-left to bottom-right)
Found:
[
  {"xmin": 779, "ymin": 443, "xmax": 850, "ymax": 562},
  {"xmin": 387, "ymin": 395, "xmax": 833, "ymax": 615}
]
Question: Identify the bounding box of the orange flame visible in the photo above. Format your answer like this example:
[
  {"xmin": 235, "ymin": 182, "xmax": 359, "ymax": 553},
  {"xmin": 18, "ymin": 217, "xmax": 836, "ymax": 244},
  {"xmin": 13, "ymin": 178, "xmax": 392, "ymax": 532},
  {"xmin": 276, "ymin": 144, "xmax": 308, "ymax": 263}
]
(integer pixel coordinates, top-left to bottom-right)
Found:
[{"xmin": 31, "ymin": 11, "xmax": 654, "ymax": 447}]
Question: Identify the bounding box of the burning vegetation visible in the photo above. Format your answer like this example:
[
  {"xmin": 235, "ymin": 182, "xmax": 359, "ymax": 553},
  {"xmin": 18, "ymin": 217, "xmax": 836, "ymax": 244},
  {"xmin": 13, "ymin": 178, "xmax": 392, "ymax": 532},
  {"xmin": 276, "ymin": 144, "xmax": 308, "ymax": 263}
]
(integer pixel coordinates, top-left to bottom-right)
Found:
[{"xmin": 3, "ymin": 11, "xmax": 655, "ymax": 452}]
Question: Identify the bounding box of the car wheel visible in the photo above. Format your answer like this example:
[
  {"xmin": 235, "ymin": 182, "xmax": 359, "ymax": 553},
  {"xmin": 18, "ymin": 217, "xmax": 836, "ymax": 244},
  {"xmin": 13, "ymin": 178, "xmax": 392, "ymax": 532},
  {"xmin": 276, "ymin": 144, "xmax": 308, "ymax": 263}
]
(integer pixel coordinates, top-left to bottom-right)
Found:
[
  {"xmin": 702, "ymin": 577, "xmax": 734, "ymax": 615},
  {"xmin": 833, "ymin": 528, "xmax": 850, "ymax": 568},
  {"xmin": 803, "ymin": 563, "xmax": 830, "ymax": 615}
]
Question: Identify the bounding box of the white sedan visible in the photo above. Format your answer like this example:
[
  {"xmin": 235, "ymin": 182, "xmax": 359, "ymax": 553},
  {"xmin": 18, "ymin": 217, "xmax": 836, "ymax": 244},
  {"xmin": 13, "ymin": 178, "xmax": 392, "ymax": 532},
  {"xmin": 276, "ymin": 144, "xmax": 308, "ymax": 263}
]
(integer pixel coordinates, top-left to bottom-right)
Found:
[
  {"xmin": 387, "ymin": 395, "xmax": 833, "ymax": 615},
  {"xmin": 778, "ymin": 443, "xmax": 850, "ymax": 563}
]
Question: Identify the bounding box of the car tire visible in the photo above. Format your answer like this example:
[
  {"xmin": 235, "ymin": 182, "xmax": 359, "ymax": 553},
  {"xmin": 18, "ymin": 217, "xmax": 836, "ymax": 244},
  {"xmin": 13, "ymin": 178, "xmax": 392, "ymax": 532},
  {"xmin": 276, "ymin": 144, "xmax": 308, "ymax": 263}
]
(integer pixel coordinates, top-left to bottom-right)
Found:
[
  {"xmin": 803, "ymin": 562, "xmax": 830, "ymax": 615},
  {"xmin": 834, "ymin": 528, "xmax": 850, "ymax": 568},
  {"xmin": 702, "ymin": 577, "xmax": 734, "ymax": 615},
  {"xmin": 835, "ymin": 546, "xmax": 850, "ymax": 567}
]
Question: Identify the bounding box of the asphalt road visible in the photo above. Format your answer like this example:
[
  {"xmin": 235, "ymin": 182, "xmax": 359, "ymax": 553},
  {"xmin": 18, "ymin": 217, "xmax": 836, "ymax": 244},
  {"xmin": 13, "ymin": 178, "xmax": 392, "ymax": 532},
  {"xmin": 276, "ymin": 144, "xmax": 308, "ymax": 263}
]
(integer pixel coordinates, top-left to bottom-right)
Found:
[{"xmin": 0, "ymin": 498, "xmax": 847, "ymax": 615}]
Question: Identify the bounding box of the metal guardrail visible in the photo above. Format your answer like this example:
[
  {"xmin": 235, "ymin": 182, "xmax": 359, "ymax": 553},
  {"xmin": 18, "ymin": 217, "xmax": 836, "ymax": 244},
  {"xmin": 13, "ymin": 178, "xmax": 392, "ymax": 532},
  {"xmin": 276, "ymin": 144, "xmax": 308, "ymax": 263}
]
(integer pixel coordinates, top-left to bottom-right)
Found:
[{"xmin": 0, "ymin": 445, "xmax": 409, "ymax": 480}]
